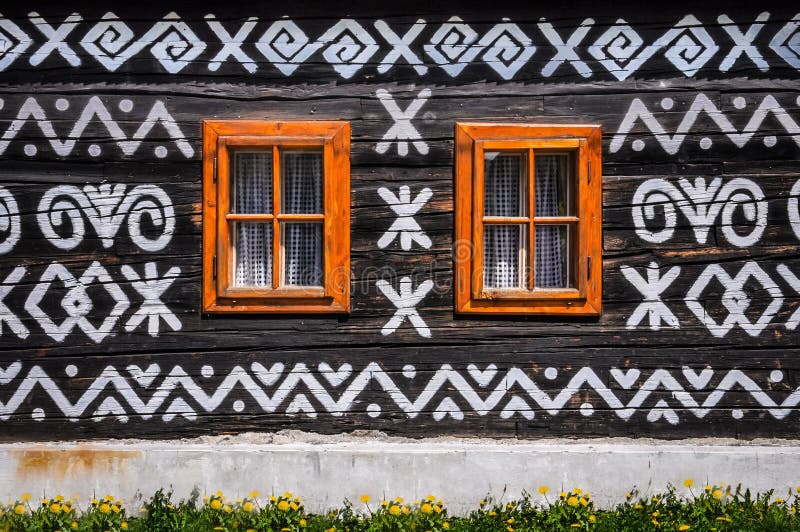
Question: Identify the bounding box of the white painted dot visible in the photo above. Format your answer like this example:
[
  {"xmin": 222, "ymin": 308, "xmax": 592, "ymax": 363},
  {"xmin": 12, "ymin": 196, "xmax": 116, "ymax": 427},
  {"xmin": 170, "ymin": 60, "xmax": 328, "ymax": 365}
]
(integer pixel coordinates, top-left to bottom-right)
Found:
[
  {"xmin": 32, "ymin": 408, "xmax": 45, "ymax": 421},
  {"xmin": 24, "ymin": 144, "xmax": 37, "ymax": 157},
  {"xmin": 733, "ymin": 96, "xmax": 747, "ymax": 110},
  {"xmin": 201, "ymin": 365, "xmax": 214, "ymax": 378},
  {"xmin": 88, "ymin": 144, "xmax": 102, "ymax": 157},
  {"xmin": 367, "ymin": 404, "xmax": 381, "ymax": 418},
  {"xmin": 796, "ymin": 96, "xmax": 800, "ymax": 107},
  {"xmin": 119, "ymin": 99, "xmax": 134, "ymax": 113},
  {"xmin": 770, "ymin": 370, "xmax": 784, "ymax": 383},
  {"xmin": 0, "ymin": 99, "xmax": 4, "ymax": 111},
  {"xmin": 544, "ymin": 367, "xmax": 558, "ymax": 380},
  {"xmin": 699, "ymin": 137, "xmax": 713, "ymax": 150},
  {"xmin": 55, "ymin": 98, "xmax": 69, "ymax": 111},
  {"xmin": 233, "ymin": 400, "xmax": 245, "ymax": 412},
  {"xmin": 632, "ymin": 139, "xmax": 645, "ymax": 152},
  {"xmin": 402, "ymin": 365, "xmax": 416, "ymax": 379},
  {"xmin": 580, "ymin": 403, "xmax": 594, "ymax": 416},
  {"xmin": 65, "ymin": 365, "xmax": 78, "ymax": 377},
  {"xmin": 660, "ymin": 97, "xmax": 674, "ymax": 110},
  {"xmin": 154, "ymin": 146, "xmax": 168, "ymax": 159},
  {"xmin": 763, "ymin": 135, "xmax": 777, "ymax": 148},
  {"xmin": 731, "ymin": 409, "xmax": 744, "ymax": 420}
]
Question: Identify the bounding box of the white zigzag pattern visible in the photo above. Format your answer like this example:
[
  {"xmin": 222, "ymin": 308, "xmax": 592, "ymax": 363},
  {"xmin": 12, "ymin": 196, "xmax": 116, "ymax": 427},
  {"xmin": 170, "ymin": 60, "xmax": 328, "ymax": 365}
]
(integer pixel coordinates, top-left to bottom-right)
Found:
[
  {"xmin": 0, "ymin": 362, "xmax": 795, "ymax": 425},
  {"xmin": 0, "ymin": 96, "xmax": 194, "ymax": 158},
  {"xmin": 610, "ymin": 94, "xmax": 800, "ymax": 155}
]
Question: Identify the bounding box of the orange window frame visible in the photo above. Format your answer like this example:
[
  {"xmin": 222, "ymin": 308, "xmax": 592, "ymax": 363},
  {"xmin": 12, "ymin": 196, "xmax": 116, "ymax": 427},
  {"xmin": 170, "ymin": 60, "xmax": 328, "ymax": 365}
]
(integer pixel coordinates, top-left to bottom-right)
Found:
[
  {"xmin": 454, "ymin": 122, "xmax": 602, "ymax": 316},
  {"xmin": 202, "ymin": 120, "xmax": 350, "ymax": 314}
]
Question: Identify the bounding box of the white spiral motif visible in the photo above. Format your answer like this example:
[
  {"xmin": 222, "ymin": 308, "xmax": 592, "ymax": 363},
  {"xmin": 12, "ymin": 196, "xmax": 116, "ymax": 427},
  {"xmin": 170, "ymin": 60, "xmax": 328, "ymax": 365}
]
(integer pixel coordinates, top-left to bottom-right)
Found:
[
  {"xmin": 632, "ymin": 177, "xmax": 767, "ymax": 247},
  {"xmin": 0, "ymin": 186, "xmax": 21, "ymax": 254},
  {"xmin": 37, "ymin": 184, "xmax": 174, "ymax": 251}
]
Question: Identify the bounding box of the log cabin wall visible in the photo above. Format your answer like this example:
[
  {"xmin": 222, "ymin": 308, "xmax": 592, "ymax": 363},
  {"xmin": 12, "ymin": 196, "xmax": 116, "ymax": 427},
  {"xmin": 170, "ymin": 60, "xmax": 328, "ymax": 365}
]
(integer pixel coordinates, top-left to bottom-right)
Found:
[{"xmin": 0, "ymin": 0, "xmax": 798, "ymax": 441}]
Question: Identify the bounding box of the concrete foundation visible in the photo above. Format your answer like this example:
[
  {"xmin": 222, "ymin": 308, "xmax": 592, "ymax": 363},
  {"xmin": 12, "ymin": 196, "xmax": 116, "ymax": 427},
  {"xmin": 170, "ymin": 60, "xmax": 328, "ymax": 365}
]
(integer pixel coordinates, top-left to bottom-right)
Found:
[{"xmin": 3, "ymin": 432, "xmax": 800, "ymax": 514}]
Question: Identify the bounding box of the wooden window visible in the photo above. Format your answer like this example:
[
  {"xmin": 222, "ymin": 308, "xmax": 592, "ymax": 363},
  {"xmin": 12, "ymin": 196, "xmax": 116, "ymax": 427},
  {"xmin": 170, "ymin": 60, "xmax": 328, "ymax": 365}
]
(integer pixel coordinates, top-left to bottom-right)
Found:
[
  {"xmin": 454, "ymin": 123, "xmax": 602, "ymax": 315},
  {"xmin": 202, "ymin": 121, "xmax": 350, "ymax": 313}
]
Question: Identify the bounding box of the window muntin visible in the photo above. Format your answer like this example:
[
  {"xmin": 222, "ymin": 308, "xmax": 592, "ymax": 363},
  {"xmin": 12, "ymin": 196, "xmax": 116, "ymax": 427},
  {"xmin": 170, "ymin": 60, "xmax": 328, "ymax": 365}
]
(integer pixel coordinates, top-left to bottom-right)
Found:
[
  {"xmin": 202, "ymin": 121, "xmax": 349, "ymax": 314},
  {"xmin": 455, "ymin": 123, "xmax": 602, "ymax": 315}
]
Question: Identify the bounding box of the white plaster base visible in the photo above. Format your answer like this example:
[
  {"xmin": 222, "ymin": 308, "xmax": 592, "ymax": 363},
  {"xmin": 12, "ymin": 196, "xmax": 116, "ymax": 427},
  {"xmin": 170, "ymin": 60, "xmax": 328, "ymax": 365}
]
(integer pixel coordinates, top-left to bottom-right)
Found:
[{"xmin": 3, "ymin": 433, "xmax": 800, "ymax": 513}]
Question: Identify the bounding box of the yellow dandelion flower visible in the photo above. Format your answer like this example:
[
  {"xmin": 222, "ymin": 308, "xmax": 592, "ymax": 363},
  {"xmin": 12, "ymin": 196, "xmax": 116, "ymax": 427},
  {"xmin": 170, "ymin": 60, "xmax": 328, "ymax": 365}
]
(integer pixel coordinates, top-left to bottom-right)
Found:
[
  {"xmin": 112, "ymin": 505, "xmax": 120, "ymax": 514},
  {"xmin": 42, "ymin": 498, "xmax": 49, "ymax": 505},
  {"xmin": 777, "ymin": 498, "xmax": 786, "ymax": 504},
  {"xmin": 71, "ymin": 522, "xmax": 78, "ymax": 529},
  {"xmin": 55, "ymin": 495, "xmax": 65, "ymax": 502},
  {"xmin": 243, "ymin": 502, "xmax": 255, "ymax": 512},
  {"xmin": 277, "ymin": 500, "xmax": 289, "ymax": 511},
  {"xmin": 583, "ymin": 492, "xmax": 591, "ymax": 499},
  {"xmin": 215, "ymin": 491, "xmax": 223, "ymax": 498},
  {"xmin": 580, "ymin": 498, "xmax": 588, "ymax": 507},
  {"xmin": 652, "ymin": 519, "xmax": 660, "ymax": 526},
  {"xmin": 14, "ymin": 504, "xmax": 25, "ymax": 515},
  {"xmin": 381, "ymin": 500, "xmax": 389, "ymax": 507},
  {"xmin": 567, "ymin": 496, "xmax": 579, "ymax": 507},
  {"xmin": 121, "ymin": 523, "xmax": 128, "ymax": 530},
  {"xmin": 421, "ymin": 503, "xmax": 432, "ymax": 514},
  {"xmin": 249, "ymin": 490, "xmax": 260, "ymax": 499},
  {"xmin": 574, "ymin": 488, "xmax": 582, "ymax": 495},
  {"xmin": 652, "ymin": 511, "xmax": 660, "ymax": 517},
  {"xmin": 360, "ymin": 494, "xmax": 371, "ymax": 504},
  {"xmin": 283, "ymin": 491, "xmax": 293, "ymax": 499},
  {"xmin": 684, "ymin": 479, "xmax": 694, "ymax": 488},
  {"xmin": 395, "ymin": 496, "xmax": 404, "ymax": 503},
  {"xmin": 712, "ymin": 489, "xmax": 723, "ymax": 500},
  {"xmin": 704, "ymin": 485, "xmax": 712, "ymax": 492},
  {"xmin": 300, "ymin": 518, "xmax": 307, "ymax": 527},
  {"xmin": 507, "ymin": 517, "xmax": 514, "ymax": 524},
  {"xmin": 50, "ymin": 503, "xmax": 61, "ymax": 514},
  {"xmin": 570, "ymin": 525, "xmax": 580, "ymax": 529},
  {"xmin": 626, "ymin": 493, "xmax": 632, "ymax": 499},
  {"xmin": 634, "ymin": 504, "xmax": 643, "ymax": 510},
  {"xmin": 20, "ymin": 493, "xmax": 31, "ymax": 502},
  {"xmin": 538, "ymin": 486, "xmax": 548, "ymax": 494},
  {"xmin": 210, "ymin": 499, "xmax": 222, "ymax": 510},
  {"xmin": 99, "ymin": 503, "xmax": 111, "ymax": 514},
  {"xmin": 507, "ymin": 527, "xmax": 514, "ymax": 532},
  {"xmin": 270, "ymin": 495, "xmax": 277, "ymax": 502},
  {"xmin": 426, "ymin": 495, "xmax": 436, "ymax": 502},
  {"xmin": 589, "ymin": 515, "xmax": 596, "ymax": 523},
  {"xmin": 489, "ymin": 511, "xmax": 497, "ymax": 516},
  {"xmin": 402, "ymin": 506, "xmax": 410, "ymax": 515},
  {"xmin": 443, "ymin": 523, "xmax": 449, "ymax": 530},
  {"xmin": 324, "ymin": 528, "xmax": 336, "ymax": 532},
  {"xmin": 104, "ymin": 495, "xmax": 114, "ymax": 502},
  {"xmin": 433, "ymin": 504, "xmax": 442, "ymax": 514},
  {"xmin": 560, "ymin": 491, "xmax": 567, "ymax": 499},
  {"xmin": 223, "ymin": 505, "xmax": 232, "ymax": 513},
  {"xmin": 247, "ymin": 530, "xmax": 257, "ymax": 532},
  {"xmin": 281, "ymin": 528, "xmax": 291, "ymax": 532},
  {"xmin": 679, "ymin": 526, "xmax": 690, "ymax": 531},
  {"xmin": 479, "ymin": 500, "xmax": 486, "ymax": 506},
  {"xmin": 91, "ymin": 498, "xmax": 99, "ymax": 506},
  {"xmin": 389, "ymin": 505, "xmax": 401, "ymax": 516},
  {"xmin": 290, "ymin": 502, "xmax": 299, "ymax": 511}
]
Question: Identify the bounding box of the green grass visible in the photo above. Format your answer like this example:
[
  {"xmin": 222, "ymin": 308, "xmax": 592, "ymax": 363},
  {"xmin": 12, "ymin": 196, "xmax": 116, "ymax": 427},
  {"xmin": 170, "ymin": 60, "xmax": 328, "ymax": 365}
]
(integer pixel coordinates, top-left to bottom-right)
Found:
[{"xmin": 2, "ymin": 483, "xmax": 800, "ymax": 531}]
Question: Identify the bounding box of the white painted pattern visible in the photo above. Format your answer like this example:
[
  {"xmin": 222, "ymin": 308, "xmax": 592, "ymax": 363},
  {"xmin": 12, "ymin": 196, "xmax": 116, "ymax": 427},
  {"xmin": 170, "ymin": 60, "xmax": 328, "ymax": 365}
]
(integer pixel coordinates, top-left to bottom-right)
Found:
[
  {"xmin": 376, "ymin": 277, "xmax": 434, "ymax": 337},
  {"xmin": 0, "ymin": 186, "xmax": 20, "ymax": 255},
  {"xmin": 611, "ymin": 94, "xmax": 800, "ymax": 155},
  {"xmin": 37, "ymin": 184, "xmax": 175, "ymax": 251},
  {"xmin": 1, "ymin": 361, "xmax": 799, "ymax": 425},
  {"xmin": 0, "ymin": 96, "xmax": 194, "ymax": 159},
  {"xmin": 375, "ymin": 88, "xmax": 431, "ymax": 157},
  {"xmin": 0, "ymin": 261, "xmax": 181, "ymax": 343},
  {"xmin": 1, "ymin": 11, "xmax": 797, "ymax": 78},
  {"xmin": 632, "ymin": 176, "xmax": 767, "ymax": 247},
  {"xmin": 377, "ymin": 185, "xmax": 432, "ymax": 251},
  {"xmin": 622, "ymin": 261, "xmax": 800, "ymax": 337},
  {"xmin": 789, "ymin": 178, "xmax": 800, "ymax": 241}
]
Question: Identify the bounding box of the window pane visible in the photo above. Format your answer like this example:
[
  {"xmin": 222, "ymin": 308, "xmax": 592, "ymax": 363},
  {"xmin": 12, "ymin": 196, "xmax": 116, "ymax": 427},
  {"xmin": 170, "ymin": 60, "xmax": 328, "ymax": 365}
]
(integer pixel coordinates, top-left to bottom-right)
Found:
[
  {"xmin": 282, "ymin": 151, "xmax": 323, "ymax": 214},
  {"xmin": 232, "ymin": 222, "xmax": 273, "ymax": 287},
  {"xmin": 283, "ymin": 222, "xmax": 323, "ymax": 286},
  {"xmin": 232, "ymin": 152, "xmax": 272, "ymax": 214},
  {"xmin": 535, "ymin": 154, "xmax": 570, "ymax": 217},
  {"xmin": 483, "ymin": 224, "xmax": 525, "ymax": 289},
  {"xmin": 484, "ymin": 152, "xmax": 525, "ymax": 217},
  {"xmin": 535, "ymin": 225, "xmax": 570, "ymax": 288}
]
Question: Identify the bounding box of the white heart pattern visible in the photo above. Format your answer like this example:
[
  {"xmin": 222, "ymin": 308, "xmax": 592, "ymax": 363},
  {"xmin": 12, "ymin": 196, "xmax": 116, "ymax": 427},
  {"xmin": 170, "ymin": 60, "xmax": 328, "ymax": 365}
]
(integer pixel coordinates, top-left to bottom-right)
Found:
[
  {"xmin": 318, "ymin": 363, "xmax": 352, "ymax": 387},
  {"xmin": 0, "ymin": 361, "xmax": 21, "ymax": 385},
  {"xmin": 682, "ymin": 366, "xmax": 714, "ymax": 390},
  {"xmin": 251, "ymin": 362, "xmax": 284, "ymax": 387},
  {"xmin": 127, "ymin": 364, "xmax": 161, "ymax": 388},
  {"xmin": 610, "ymin": 368, "xmax": 641, "ymax": 389},
  {"xmin": 467, "ymin": 363, "xmax": 497, "ymax": 387}
]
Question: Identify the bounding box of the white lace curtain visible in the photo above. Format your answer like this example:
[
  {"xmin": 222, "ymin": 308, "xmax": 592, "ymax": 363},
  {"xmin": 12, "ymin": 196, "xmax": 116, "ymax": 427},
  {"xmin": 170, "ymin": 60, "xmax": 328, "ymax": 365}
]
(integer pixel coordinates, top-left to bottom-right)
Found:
[
  {"xmin": 233, "ymin": 151, "xmax": 323, "ymax": 288},
  {"xmin": 483, "ymin": 153, "xmax": 566, "ymax": 289}
]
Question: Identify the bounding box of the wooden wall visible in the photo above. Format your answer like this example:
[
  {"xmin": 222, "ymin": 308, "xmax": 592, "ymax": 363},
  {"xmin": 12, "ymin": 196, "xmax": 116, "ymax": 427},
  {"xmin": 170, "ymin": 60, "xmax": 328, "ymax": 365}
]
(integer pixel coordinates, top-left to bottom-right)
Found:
[{"xmin": 0, "ymin": 0, "xmax": 799, "ymax": 440}]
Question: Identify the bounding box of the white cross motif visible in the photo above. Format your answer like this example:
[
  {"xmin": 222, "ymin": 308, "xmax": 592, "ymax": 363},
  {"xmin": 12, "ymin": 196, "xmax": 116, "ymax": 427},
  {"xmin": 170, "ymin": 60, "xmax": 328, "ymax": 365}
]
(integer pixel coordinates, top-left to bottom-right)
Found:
[
  {"xmin": 28, "ymin": 12, "xmax": 82, "ymax": 67},
  {"xmin": 377, "ymin": 277, "xmax": 434, "ymax": 337},
  {"xmin": 0, "ymin": 266, "xmax": 28, "ymax": 339},
  {"xmin": 205, "ymin": 15, "xmax": 258, "ymax": 73},
  {"xmin": 122, "ymin": 262, "xmax": 182, "ymax": 336},
  {"xmin": 375, "ymin": 88, "xmax": 431, "ymax": 156},
  {"xmin": 377, "ymin": 186, "xmax": 432, "ymax": 250},
  {"xmin": 374, "ymin": 19, "xmax": 428, "ymax": 75},
  {"xmin": 538, "ymin": 18, "xmax": 594, "ymax": 78},
  {"xmin": 718, "ymin": 12, "xmax": 770, "ymax": 73},
  {"xmin": 621, "ymin": 262, "xmax": 681, "ymax": 330}
]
